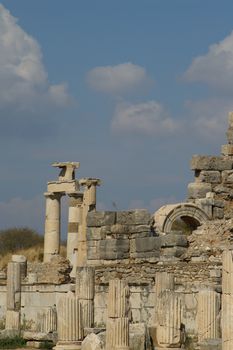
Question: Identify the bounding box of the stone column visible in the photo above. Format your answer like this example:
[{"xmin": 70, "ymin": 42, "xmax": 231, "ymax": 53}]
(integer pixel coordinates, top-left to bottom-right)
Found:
[
  {"xmin": 222, "ymin": 250, "xmax": 233, "ymax": 350},
  {"xmin": 76, "ymin": 267, "xmax": 95, "ymax": 329},
  {"xmin": 5, "ymin": 260, "xmax": 21, "ymax": 330},
  {"xmin": 12, "ymin": 255, "xmax": 27, "ymax": 279},
  {"xmin": 54, "ymin": 292, "xmax": 83, "ymax": 350},
  {"xmin": 37, "ymin": 306, "xmax": 57, "ymax": 333},
  {"xmin": 156, "ymin": 290, "xmax": 182, "ymax": 348},
  {"xmin": 197, "ymin": 289, "xmax": 220, "ymax": 342},
  {"xmin": 154, "ymin": 272, "xmax": 174, "ymax": 327},
  {"xmin": 67, "ymin": 192, "xmax": 83, "ymax": 270},
  {"xmin": 106, "ymin": 279, "xmax": 130, "ymax": 350},
  {"xmin": 77, "ymin": 178, "xmax": 101, "ymax": 267},
  {"xmin": 44, "ymin": 192, "xmax": 63, "ymax": 262}
]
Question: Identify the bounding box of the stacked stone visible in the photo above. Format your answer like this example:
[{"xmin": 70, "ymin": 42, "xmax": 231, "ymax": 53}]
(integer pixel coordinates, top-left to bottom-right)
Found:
[
  {"xmin": 197, "ymin": 289, "xmax": 220, "ymax": 342},
  {"xmin": 106, "ymin": 279, "xmax": 130, "ymax": 350},
  {"xmin": 222, "ymin": 250, "xmax": 233, "ymax": 350},
  {"xmin": 36, "ymin": 306, "xmax": 57, "ymax": 333},
  {"xmin": 155, "ymin": 272, "xmax": 182, "ymax": 349},
  {"xmin": 86, "ymin": 209, "xmax": 164, "ymax": 264},
  {"xmin": 55, "ymin": 291, "xmax": 83, "ymax": 350},
  {"xmin": 5, "ymin": 256, "xmax": 25, "ymax": 330},
  {"xmin": 187, "ymin": 113, "xmax": 233, "ymax": 219},
  {"xmin": 76, "ymin": 267, "xmax": 95, "ymax": 329}
]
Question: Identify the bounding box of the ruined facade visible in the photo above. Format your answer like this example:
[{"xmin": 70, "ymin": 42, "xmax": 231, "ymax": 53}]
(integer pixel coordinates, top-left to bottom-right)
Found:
[{"xmin": 2, "ymin": 114, "xmax": 233, "ymax": 349}]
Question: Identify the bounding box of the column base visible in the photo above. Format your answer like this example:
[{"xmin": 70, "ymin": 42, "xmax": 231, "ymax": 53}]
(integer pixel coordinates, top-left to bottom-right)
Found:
[{"xmin": 53, "ymin": 341, "xmax": 82, "ymax": 350}]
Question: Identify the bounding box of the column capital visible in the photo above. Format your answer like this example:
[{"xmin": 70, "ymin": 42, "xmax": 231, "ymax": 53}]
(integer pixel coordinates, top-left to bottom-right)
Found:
[
  {"xmin": 44, "ymin": 191, "xmax": 64, "ymax": 199},
  {"xmin": 52, "ymin": 161, "xmax": 80, "ymax": 181},
  {"xmin": 79, "ymin": 178, "xmax": 101, "ymax": 188}
]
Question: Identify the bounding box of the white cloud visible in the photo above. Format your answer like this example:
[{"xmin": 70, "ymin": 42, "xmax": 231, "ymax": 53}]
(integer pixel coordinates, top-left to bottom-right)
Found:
[
  {"xmin": 87, "ymin": 62, "xmax": 151, "ymax": 94},
  {"xmin": 184, "ymin": 31, "xmax": 233, "ymax": 91},
  {"xmin": 111, "ymin": 101, "xmax": 179, "ymax": 135},
  {"xmin": 0, "ymin": 4, "xmax": 70, "ymax": 112}
]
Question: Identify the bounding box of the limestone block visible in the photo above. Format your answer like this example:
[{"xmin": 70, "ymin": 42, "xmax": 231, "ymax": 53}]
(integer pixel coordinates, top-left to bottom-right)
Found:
[
  {"xmin": 197, "ymin": 290, "xmax": 220, "ymax": 342},
  {"xmin": 107, "ymin": 279, "xmax": 129, "ymax": 318},
  {"xmin": 81, "ymin": 333, "xmax": 104, "ymax": 350},
  {"xmin": 128, "ymin": 225, "xmax": 151, "ymax": 235},
  {"xmin": 12, "ymin": 255, "xmax": 27, "ymax": 279},
  {"xmin": 222, "ymin": 170, "xmax": 233, "ymax": 184},
  {"xmin": 160, "ymin": 234, "xmax": 188, "ymax": 247},
  {"xmin": 76, "ymin": 267, "xmax": 95, "ymax": 300},
  {"xmin": 221, "ymin": 144, "xmax": 233, "ymax": 156},
  {"xmin": 79, "ymin": 299, "xmax": 94, "ymax": 329},
  {"xmin": 160, "ymin": 247, "xmax": 187, "ymax": 258},
  {"xmin": 190, "ymin": 155, "xmax": 233, "ymax": 171},
  {"xmin": 130, "ymin": 251, "xmax": 160, "ymax": 259},
  {"xmin": 188, "ymin": 182, "xmax": 212, "ymax": 199},
  {"xmin": 87, "ymin": 211, "xmax": 116, "ymax": 227},
  {"xmin": 199, "ymin": 339, "xmax": 222, "ymax": 350},
  {"xmin": 116, "ymin": 210, "xmax": 151, "ymax": 225},
  {"xmin": 213, "ymin": 207, "xmax": 224, "ymax": 219},
  {"xmin": 106, "ymin": 318, "xmax": 129, "ymax": 350},
  {"xmin": 111, "ymin": 224, "xmax": 129, "ymax": 235},
  {"xmin": 87, "ymin": 241, "xmax": 100, "ymax": 260},
  {"xmin": 132, "ymin": 237, "xmax": 161, "ymax": 253},
  {"xmin": 5, "ymin": 310, "xmax": 20, "ymax": 330},
  {"xmin": 56, "ymin": 291, "xmax": 83, "ymax": 342},
  {"xmin": 36, "ymin": 307, "xmax": 57, "ymax": 333},
  {"xmin": 129, "ymin": 323, "xmax": 148, "ymax": 350},
  {"xmin": 197, "ymin": 171, "xmax": 221, "ymax": 184},
  {"xmin": 157, "ymin": 291, "xmax": 182, "ymax": 348},
  {"xmin": 99, "ymin": 239, "xmax": 129, "ymax": 260},
  {"xmin": 222, "ymin": 250, "xmax": 233, "ymax": 350},
  {"xmin": 87, "ymin": 228, "xmax": 105, "ymax": 241},
  {"xmin": 155, "ymin": 272, "xmax": 175, "ymax": 296}
]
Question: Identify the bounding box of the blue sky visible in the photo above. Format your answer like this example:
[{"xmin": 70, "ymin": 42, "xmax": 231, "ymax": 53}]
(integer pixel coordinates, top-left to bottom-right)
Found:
[{"xmin": 1, "ymin": 1, "xmax": 233, "ymax": 236}]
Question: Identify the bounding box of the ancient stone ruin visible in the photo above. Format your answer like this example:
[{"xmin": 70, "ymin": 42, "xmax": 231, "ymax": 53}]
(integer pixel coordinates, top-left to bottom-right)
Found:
[{"xmin": 3, "ymin": 114, "xmax": 233, "ymax": 349}]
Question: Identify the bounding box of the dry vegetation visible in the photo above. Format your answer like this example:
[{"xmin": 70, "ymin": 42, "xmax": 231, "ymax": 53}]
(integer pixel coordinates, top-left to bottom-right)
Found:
[{"xmin": 0, "ymin": 227, "xmax": 66, "ymax": 271}]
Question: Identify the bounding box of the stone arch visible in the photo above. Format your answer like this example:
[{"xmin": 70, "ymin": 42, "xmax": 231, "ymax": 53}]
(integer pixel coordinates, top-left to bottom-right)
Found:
[{"xmin": 153, "ymin": 203, "xmax": 210, "ymax": 234}]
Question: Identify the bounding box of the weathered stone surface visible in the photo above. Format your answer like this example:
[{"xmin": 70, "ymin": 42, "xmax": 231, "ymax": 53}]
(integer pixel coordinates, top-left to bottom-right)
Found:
[
  {"xmin": 199, "ymin": 339, "xmax": 222, "ymax": 350},
  {"xmin": 116, "ymin": 210, "xmax": 151, "ymax": 225},
  {"xmin": 129, "ymin": 323, "xmax": 150, "ymax": 350},
  {"xmin": 110, "ymin": 224, "xmax": 129, "ymax": 234},
  {"xmin": 222, "ymin": 170, "xmax": 233, "ymax": 184},
  {"xmin": 87, "ymin": 241, "xmax": 100, "ymax": 260},
  {"xmin": 221, "ymin": 144, "xmax": 233, "ymax": 156},
  {"xmin": 128, "ymin": 225, "xmax": 151, "ymax": 234},
  {"xmin": 100, "ymin": 239, "xmax": 129, "ymax": 260},
  {"xmin": 213, "ymin": 207, "xmax": 224, "ymax": 219},
  {"xmin": 87, "ymin": 211, "xmax": 116, "ymax": 227},
  {"xmin": 161, "ymin": 247, "xmax": 187, "ymax": 257},
  {"xmin": 160, "ymin": 234, "xmax": 188, "ymax": 247},
  {"xmin": 188, "ymin": 182, "xmax": 212, "ymax": 199},
  {"xmin": 81, "ymin": 333, "xmax": 104, "ymax": 350},
  {"xmin": 87, "ymin": 228, "xmax": 105, "ymax": 241},
  {"xmin": 132, "ymin": 237, "xmax": 161, "ymax": 252},
  {"xmin": 130, "ymin": 251, "xmax": 160, "ymax": 259},
  {"xmin": 197, "ymin": 171, "xmax": 221, "ymax": 184},
  {"xmin": 191, "ymin": 155, "xmax": 233, "ymax": 171}
]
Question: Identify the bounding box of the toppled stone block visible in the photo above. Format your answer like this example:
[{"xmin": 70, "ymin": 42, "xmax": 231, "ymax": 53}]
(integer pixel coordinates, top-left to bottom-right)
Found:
[
  {"xmin": 81, "ymin": 332, "xmax": 104, "ymax": 350},
  {"xmin": 132, "ymin": 237, "xmax": 161, "ymax": 252},
  {"xmin": 87, "ymin": 211, "xmax": 116, "ymax": 227},
  {"xmin": 191, "ymin": 155, "xmax": 233, "ymax": 171},
  {"xmin": 188, "ymin": 182, "xmax": 212, "ymax": 199},
  {"xmin": 160, "ymin": 234, "xmax": 188, "ymax": 247},
  {"xmin": 99, "ymin": 239, "xmax": 129, "ymax": 260},
  {"xmin": 116, "ymin": 209, "xmax": 151, "ymax": 225},
  {"xmin": 197, "ymin": 170, "xmax": 221, "ymax": 184}
]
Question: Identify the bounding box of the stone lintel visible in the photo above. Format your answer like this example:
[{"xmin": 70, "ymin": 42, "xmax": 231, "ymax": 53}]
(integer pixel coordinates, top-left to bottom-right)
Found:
[
  {"xmin": 44, "ymin": 191, "xmax": 64, "ymax": 199},
  {"xmin": 47, "ymin": 180, "xmax": 79, "ymax": 193}
]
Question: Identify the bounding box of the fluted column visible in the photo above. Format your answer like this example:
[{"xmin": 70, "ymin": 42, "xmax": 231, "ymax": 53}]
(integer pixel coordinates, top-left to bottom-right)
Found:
[
  {"xmin": 157, "ymin": 290, "xmax": 182, "ymax": 348},
  {"xmin": 155, "ymin": 272, "xmax": 174, "ymax": 327},
  {"xmin": 5, "ymin": 260, "xmax": 21, "ymax": 330},
  {"xmin": 222, "ymin": 250, "xmax": 233, "ymax": 350},
  {"xmin": 37, "ymin": 306, "xmax": 57, "ymax": 333},
  {"xmin": 197, "ymin": 289, "xmax": 220, "ymax": 342},
  {"xmin": 76, "ymin": 267, "xmax": 95, "ymax": 328},
  {"xmin": 44, "ymin": 192, "xmax": 63, "ymax": 262},
  {"xmin": 67, "ymin": 192, "xmax": 83, "ymax": 275},
  {"xmin": 106, "ymin": 279, "xmax": 130, "ymax": 350},
  {"xmin": 54, "ymin": 292, "xmax": 83, "ymax": 350}
]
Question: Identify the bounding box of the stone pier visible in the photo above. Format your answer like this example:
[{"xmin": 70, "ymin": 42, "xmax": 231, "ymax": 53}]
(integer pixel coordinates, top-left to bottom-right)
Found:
[
  {"xmin": 197, "ymin": 289, "xmax": 220, "ymax": 342},
  {"xmin": 76, "ymin": 266, "xmax": 95, "ymax": 329},
  {"xmin": 67, "ymin": 192, "xmax": 83, "ymax": 275},
  {"xmin": 54, "ymin": 291, "xmax": 83, "ymax": 350},
  {"xmin": 156, "ymin": 290, "xmax": 182, "ymax": 349},
  {"xmin": 5, "ymin": 258, "xmax": 22, "ymax": 330},
  {"xmin": 222, "ymin": 250, "xmax": 233, "ymax": 350},
  {"xmin": 44, "ymin": 192, "xmax": 63, "ymax": 262},
  {"xmin": 106, "ymin": 279, "xmax": 130, "ymax": 350}
]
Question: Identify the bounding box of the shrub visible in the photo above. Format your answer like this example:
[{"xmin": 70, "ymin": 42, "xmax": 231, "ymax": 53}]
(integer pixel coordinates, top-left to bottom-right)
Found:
[{"xmin": 0, "ymin": 336, "xmax": 26, "ymax": 349}]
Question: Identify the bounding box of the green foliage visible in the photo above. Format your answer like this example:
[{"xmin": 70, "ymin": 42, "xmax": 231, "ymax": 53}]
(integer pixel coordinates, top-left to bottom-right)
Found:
[
  {"xmin": 0, "ymin": 227, "xmax": 43, "ymax": 255},
  {"xmin": 0, "ymin": 336, "xmax": 26, "ymax": 349}
]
